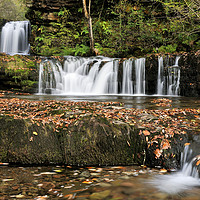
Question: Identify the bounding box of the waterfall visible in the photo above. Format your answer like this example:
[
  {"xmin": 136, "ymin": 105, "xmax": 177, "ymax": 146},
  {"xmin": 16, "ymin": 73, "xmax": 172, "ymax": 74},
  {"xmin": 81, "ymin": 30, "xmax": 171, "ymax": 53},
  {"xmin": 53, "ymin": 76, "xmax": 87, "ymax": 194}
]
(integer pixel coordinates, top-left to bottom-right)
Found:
[
  {"xmin": 181, "ymin": 144, "xmax": 199, "ymax": 179},
  {"xmin": 38, "ymin": 59, "xmax": 63, "ymax": 94},
  {"xmin": 38, "ymin": 56, "xmax": 182, "ymax": 96},
  {"xmin": 157, "ymin": 57, "xmax": 164, "ymax": 95},
  {"xmin": 38, "ymin": 56, "xmax": 118, "ymax": 95},
  {"xmin": 157, "ymin": 56, "xmax": 180, "ymax": 96},
  {"xmin": 0, "ymin": 21, "xmax": 30, "ymax": 55},
  {"xmin": 135, "ymin": 58, "xmax": 145, "ymax": 95},
  {"xmin": 150, "ymin": 143, "xmax": 200, "ymax": 194},
  {"xmin": 122, "ymin": 59, "xmax": 133, "ymax": 94},
  {"xmin": 167, "ymin": 56, "xmax": 180, "ymax": 96}
]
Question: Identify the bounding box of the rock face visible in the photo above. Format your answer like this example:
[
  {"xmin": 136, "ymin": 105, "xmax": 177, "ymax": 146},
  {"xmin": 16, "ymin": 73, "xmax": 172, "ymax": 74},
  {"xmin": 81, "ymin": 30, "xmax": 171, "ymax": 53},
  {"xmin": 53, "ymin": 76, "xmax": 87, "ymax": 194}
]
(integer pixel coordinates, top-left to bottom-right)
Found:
[
  {"xmin": 0, "ymin": 114, "xmax": 190, "ymax": 169},
  {"xmin": 179, "ymin": 52, "xmax": 200, "ymax": 96},
  {"xmin": 26, "ymin": 0, "xmax": 81, "ymax": 23},
  {"xmin": 61, "ymin": 115, "xmax": 145, "ymax": 166},
  {"xmin": 0, "ymin": 115, "xmax": 145, "ymax": 166},
  {"xmin": 0, "ymin": 116, "xmax": 63, "ymax": 164},
  {"xmin": 0, "ymin": 54, "xmax": 39, "ymax": 93}
]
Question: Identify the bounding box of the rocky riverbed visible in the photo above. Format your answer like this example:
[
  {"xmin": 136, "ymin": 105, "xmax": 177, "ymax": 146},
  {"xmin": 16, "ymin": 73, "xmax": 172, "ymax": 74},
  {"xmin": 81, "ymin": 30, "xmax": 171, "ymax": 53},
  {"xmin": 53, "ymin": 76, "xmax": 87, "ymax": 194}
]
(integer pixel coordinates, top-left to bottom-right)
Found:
[
  {"xmin": 0, "ymin": 91, "xmax": 200, "ymax": 199},
  {"xmin": 1, "ymin": 164, "xmax": 200, "ymax": 200}
]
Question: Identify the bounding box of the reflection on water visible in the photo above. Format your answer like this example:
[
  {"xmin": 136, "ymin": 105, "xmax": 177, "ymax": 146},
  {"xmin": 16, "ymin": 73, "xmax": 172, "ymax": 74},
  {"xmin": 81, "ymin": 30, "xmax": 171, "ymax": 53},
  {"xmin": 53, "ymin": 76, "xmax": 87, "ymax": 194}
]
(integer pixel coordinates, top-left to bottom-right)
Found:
[{"xmin": 11, "ymin": 94, "xmax": 200, "ymax": 110}]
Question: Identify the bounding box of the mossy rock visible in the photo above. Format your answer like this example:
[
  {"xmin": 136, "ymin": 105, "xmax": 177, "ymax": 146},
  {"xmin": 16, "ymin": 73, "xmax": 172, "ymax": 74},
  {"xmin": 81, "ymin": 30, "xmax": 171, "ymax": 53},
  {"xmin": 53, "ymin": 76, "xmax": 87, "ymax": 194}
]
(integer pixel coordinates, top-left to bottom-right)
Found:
[
  {"xmin": 0, "ymin": 116, "xmax": 63, "ymax": 164},
  {"xmin": 61, "ymin": 115, "xmax": 145, "ymax": 166}
]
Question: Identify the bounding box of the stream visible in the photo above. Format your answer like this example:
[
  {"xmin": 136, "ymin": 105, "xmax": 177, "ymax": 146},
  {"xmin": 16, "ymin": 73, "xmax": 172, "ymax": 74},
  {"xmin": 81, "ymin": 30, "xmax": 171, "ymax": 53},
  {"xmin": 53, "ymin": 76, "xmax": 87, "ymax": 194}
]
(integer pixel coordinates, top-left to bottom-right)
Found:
[
  {"xmin": 1, "ymin": 164, "xmax": 200, "ymax": 200},
  {"xmin": 0, "ymin": 93, "xmax": 200, "ymax": 199}
]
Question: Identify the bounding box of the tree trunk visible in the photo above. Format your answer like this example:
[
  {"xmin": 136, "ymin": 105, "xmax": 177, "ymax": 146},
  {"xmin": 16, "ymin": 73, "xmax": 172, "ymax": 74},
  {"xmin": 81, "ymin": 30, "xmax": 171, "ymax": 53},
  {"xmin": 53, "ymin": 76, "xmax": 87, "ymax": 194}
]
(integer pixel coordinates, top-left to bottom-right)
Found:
[{"xmin": 82, "ymin": 0, "xmax": 95, "ymax": 54}]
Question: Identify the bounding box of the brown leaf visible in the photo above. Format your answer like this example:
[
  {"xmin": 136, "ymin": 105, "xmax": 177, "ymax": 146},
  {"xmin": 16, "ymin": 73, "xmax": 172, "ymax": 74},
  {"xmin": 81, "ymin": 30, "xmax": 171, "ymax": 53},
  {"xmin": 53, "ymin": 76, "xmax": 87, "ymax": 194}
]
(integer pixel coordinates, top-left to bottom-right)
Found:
[
  {"xmin": 143, "ymin": 130, "xmax": 150, "ymax": 136},
  {"xmin": 154, "ymin": 149, "xmax": 162, "ymax": 159}
]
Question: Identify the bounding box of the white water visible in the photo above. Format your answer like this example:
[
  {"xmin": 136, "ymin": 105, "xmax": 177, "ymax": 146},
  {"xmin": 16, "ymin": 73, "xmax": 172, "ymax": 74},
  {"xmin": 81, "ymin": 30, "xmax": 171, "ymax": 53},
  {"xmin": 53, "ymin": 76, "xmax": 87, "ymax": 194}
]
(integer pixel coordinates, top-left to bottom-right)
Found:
[
  {"xmin": 0, "ymin": 21, "xmax": 30, "ymax": 55},
  {"xmin": 157, "ymin": 57, "xmax": 164, "ymax": 95},
  {"xmin": 122, "ymin": 59, "xmax": 133, "ymax": 94},
  {"xmin": 39, "ymin": 56, "xmax": 119, "ymax": 95},
  {"xmin": 151, "ymin": 144, "xmax": 200, "ymax": 194},
  {"xmin": 167, "ymin": 56, "xmax": 180, "ymax": 96},
  {"xmin": 157, "ymin": 56, "xmax": 180, "ymax": 96},
  {"xmin": 38, "ymin": 56, "xmax": 182, "ymax": 96},
  {"xmin": 135, "ymin": 58, "xmax": 145, "ymax": 95}
]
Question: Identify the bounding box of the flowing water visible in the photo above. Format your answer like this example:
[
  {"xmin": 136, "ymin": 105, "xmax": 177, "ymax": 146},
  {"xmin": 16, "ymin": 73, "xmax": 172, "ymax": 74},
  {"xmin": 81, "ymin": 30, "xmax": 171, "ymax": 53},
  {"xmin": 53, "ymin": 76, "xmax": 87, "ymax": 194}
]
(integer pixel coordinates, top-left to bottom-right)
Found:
[
  {"xmin": 38, "ymin": 56, "xmax": 180, "ymax": 96},
  {"xmin": 157, "ymin": 56, "xmax": 180, "ymax": 95},
  {"xmin": 150, "ymin": 143, "xmax": 200, "ymax": 194},
  {"xmin": 0, "ymin": 21, "xmax": 30, "ymax": 55}
]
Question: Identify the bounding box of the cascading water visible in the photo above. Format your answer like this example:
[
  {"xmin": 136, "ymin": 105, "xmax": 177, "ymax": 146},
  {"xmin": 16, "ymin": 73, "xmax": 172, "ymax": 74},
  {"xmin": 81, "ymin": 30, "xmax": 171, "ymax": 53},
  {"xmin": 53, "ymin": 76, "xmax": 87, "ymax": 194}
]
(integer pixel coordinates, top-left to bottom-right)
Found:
[
  {"xmin": 38, "ymin": 56, "xmax": 181, "ymax": 96},
  {"xmin": 157, "ymin": 57, "xmax": 164, "ymax": 95},
  {"xmin": 38, "ymin": 59, "xmax": 63, "ymax": 94},
  {"xmin": 157, "ymin": 56, "xmax": 180, "ymax": 96},
  {"xmin": 0, "ymin": 21, "xmax": 30, "ymax": 55},
  {"xmin": 167, "ymin": 56, "xmax": 180, "ymax": 96},
  {"xmin": 150, "ymin": 143, "xmax": 200, "ymax": 194},
  {"xmin": 135, "ymin": 58, "xmax": 145, "ymax": 95},
  {"xmin": 39, "ymin": 56, "xmax": 119, "ymax": 95},
  {"xmin": 122, "ymin": 59, "xmax": 133, "ymax": 94}
]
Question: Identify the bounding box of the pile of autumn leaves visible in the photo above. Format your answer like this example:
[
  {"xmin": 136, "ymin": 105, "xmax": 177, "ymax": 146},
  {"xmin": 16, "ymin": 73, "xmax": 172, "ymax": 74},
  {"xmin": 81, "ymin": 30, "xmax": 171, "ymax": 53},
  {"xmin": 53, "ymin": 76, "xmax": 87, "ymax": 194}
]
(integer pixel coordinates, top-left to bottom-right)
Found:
[{"xmin": 0, "ymin": 97, "xmax": 200, "ymax": 159}]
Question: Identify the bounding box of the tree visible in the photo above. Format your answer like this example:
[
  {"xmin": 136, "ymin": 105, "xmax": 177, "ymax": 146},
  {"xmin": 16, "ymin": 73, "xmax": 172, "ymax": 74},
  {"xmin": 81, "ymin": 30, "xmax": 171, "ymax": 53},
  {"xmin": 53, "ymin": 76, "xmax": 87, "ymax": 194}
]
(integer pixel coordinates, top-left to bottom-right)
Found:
[{"xmin": 82, "ymin": 0, "xmax": 95, "ymax": 54}]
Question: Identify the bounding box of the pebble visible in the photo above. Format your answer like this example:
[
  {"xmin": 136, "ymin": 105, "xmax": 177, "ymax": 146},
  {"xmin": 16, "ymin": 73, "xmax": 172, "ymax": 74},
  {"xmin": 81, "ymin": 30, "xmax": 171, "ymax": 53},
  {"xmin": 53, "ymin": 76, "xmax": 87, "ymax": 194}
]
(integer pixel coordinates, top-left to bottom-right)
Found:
[
  {"xmin": 80, "ymin": 170, "xmax": 90, "ymax": 178},
  {"xmin": 89, "ymin": 190, "xmax": 111, "ymax": 200}
]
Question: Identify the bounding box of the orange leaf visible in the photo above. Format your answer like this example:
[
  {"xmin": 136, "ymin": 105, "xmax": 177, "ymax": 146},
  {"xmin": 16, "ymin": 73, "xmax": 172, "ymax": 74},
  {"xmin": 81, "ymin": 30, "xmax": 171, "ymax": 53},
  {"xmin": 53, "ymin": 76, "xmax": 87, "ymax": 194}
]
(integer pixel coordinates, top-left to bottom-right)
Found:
[
  {"xmin": 154, "ymin": 149, "xmax": 162, "ymax": 159},
  {"xmin": 143, "ymin": 130, "xmax": 150, "ymax": 136},
  {"xmin": 196, "ymin": 160, "xmax": 200, "ymax": 166},
  {"xmin": 161, "ymin": 139, "xmax": 171, "ymax": 150},
  {"xmin": 184, "ymin": 143, "xmax": 190, "ymax": 146}
]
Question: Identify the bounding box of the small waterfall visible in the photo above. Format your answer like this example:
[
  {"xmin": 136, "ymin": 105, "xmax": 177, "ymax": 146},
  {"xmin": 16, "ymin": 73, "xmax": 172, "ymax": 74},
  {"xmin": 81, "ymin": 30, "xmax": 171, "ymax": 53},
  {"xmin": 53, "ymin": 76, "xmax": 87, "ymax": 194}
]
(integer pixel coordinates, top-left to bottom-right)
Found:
[
  {"xmin": 122, "ymin": 59, "xmax": 133, "ymax": 94},
  {"xmin": 157, "ymin": 56, "xmax": 180, "ymax": 96},
  {"xmin": 135, "ymin": 58, "xmax": 145, "ymax": 95},
  {"xmin": 181, "ymin": 144, "xmax": 200, "ymax": 179},
  {"xmin": 167, "ymin": 56, "xmax": 180, "ymax": 96},
  {"xmin": 38, "ymin": 56, "xmax": 182, "ymax": 96},
  {"xmin": 0, "ymin": 21, "xmax": 30, "ymax": 55},
  {"xmin": 157, "ymin": 57, "xmax": 164, "ymax": 95},
  {"xmin": 38, "ymin": 56, "xmax": 118, "ymax": 95},
  {"xmin": 38, "ymin": 59, "xmax": 63, "ymax": 94},
  {"xmin": 150, "ymin": 143, "xmax": 200, "ymax": 194}
]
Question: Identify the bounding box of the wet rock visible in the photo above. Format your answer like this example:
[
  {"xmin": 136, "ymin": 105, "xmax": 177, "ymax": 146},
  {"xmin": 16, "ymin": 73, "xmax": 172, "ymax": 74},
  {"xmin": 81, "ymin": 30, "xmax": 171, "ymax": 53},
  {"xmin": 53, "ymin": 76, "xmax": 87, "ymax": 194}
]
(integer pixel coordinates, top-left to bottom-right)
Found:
[
  {"xmin": 97, "ymin": 183, "xmax": 111, "ymax": 187},
  {"xmin": 41, "ymin": 182, "xmax": 56, "ymax": 191},
  {"xmin": 80, "ymin": 171, "xmax": 90, "ymax": 178},
  {"xmin": 89, "ymin": 190, "xmax": 111, "ymax": 200}
]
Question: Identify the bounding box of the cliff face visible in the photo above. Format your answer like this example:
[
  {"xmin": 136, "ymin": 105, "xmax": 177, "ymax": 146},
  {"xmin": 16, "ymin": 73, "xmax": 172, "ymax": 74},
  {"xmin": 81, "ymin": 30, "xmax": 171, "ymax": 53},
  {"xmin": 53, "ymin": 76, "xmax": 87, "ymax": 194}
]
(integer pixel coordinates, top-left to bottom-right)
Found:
[
  {"xmin": 26, "ymin": 0, "xmax": 81, "ymax": 23},
  {"xmin": 179, "ymin": 52, "xmax": 200, "ymax": 97}
]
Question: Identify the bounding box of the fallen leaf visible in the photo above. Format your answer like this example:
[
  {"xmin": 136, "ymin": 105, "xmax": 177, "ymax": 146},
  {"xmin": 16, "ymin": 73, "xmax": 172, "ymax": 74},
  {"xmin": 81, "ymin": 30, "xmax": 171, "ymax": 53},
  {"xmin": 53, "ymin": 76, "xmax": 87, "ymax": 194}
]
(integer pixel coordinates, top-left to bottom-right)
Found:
[
  {"xmin": 154, "ymin": 149, "xmax": 162, "ymax": 159},
  {"xmin": 143, "ymin": 130, "xmax": 150, "ymax": 136},
  {"xmin": 161, "ymin": 139, "xmax": 171, "ymax": 150},
  {"xmin": 33, "ymin": 131, "xmax": 38, "ymax": 135},
  {"xmin": 184, "ymin": 143, "xmax": 190, "ymax": 146},
  {"xmin": 196, "ymin": 160, "xmax": 200, "ymax": 166}
]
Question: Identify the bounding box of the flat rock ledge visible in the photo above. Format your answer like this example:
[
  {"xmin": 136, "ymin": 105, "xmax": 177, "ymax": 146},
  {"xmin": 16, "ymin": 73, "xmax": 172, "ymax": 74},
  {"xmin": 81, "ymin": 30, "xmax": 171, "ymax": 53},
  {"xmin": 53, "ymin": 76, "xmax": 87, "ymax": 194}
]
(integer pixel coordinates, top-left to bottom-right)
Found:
[{"xmin": 0, "ymin": 114, "xmax": 191, "ymax": 169}]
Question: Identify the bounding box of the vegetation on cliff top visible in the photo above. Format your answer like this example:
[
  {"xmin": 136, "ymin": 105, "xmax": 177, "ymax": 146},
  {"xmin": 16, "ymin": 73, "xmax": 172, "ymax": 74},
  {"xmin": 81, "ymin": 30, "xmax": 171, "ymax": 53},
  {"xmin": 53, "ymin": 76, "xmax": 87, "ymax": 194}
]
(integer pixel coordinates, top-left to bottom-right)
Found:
[
  {"xmin": 27, "ymin": 0, "xmax": 200, "ymax": 57},
  {"xmin": 0, "ymin": 0, "xmax": 27, "ymax": 21}
]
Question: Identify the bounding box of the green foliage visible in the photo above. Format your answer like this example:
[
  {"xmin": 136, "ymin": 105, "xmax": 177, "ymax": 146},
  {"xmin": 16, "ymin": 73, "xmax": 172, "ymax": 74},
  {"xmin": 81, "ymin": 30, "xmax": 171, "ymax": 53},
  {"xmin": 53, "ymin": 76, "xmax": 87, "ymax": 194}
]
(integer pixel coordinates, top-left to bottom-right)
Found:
[
  {"xmin": 0, "ymin": 0, "xmax": 27, "ymax": 20},
  {"xmin": 29, "ymin": 0, "xmax": 200, "ymax": 57},
  {"xmin": 158, "ymin": 44, "xmax": 178, "ymax": 54},
  {"xmin": 74, "ymin": 44, "xmax": 90, "ymax": 56},
  {"xmin": 30, "ymin": 8, "xmax": 81, "ymax": 56}
]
